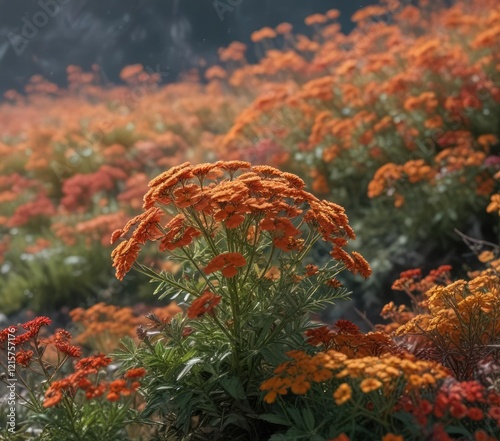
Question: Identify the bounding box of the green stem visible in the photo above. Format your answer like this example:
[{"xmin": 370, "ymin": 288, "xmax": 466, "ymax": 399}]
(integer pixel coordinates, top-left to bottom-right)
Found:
[
  {"xmin": 178, "ymin": 246, "xmax": 221, "ymax": 295},
  {"xmin": 187, "ymin": 208, "xmax": 220, "ymax": 256},
  {"xmin": 133, "ymin": 263, "xmax": 200, "ymax": 297},
  {"xmin": 239, "ymin": 219, "xmax": 261, "ymax": 289}
]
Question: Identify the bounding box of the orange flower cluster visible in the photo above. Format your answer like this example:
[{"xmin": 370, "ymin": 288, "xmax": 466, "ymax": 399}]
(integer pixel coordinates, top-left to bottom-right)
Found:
[
  {"xmin": 186, "ymin": 291, "xmax": 222, "ymax": 319},
  {"xmin": 396, "ymin": 271, "xmax": 500, "ymax": 380},
  {"xmin": 70, "ymin": 302, "xmax": 182, "ymax": 352},
  {"xmin": 377, "ymin": 302, "xmax": 415, "ymax": 335},
  {"xmin": 391, "ymin": 265, "xmax": 452, "ymax": 294},
  {"xmin": 305, "ymin": 320, "xmax": 401, "ymax": 358},
  {"xmin": 260, "ymin": 348, "xmax": 448, "ymax": 404},
  {"xmin": 75, "ymin": 211, "xmax": 129, "ymax": 247},
  {"xmin": 111, "ymin": 161, "xmax": 370, "ymax": 281},
  {"xmin": 251, "ymin": 27, "xmax": 277, "ymax": 43},
  {"xmin": 11, "ymin": 316, "xmax": 52, "ymax": 345},
  {"xmin": 487, "ymin": 194, "xmax": 500, "ymax": 216},
  {"xmin": 43, "ymin": 354, "xmax": 145, "ymax": 407},
  {"xmin": 43, "ymin": 353, "xmax": 110, "ymax": 407},
  {"xmin": 367, "ymin": 159, "xmax": 436, "ymax": 206},
  {"xmin": 211, "ymin": 0, "xmax": 499, "ymax": 238},
  {"xmin": 204, "ymin": 253, "xmax": 246, "ymax": 278},
  {"xmin": 0, "ymin": 318, "xmax": 86, "ymax": 371},
  {"xmin": 70, "ymin": 303, "xmax": 139, "ymax": 348},
  {"xmin": 41, "ymin": 329, "xmax": 82, "ymax": 358}
]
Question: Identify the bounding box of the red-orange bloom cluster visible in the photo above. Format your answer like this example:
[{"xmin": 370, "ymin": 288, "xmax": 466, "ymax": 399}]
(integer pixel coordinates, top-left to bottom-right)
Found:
[
  {"xmin": 402, "ymin": 379, "xmax": 500, "ymax": 431},
  {"xmin": 15, "ymin": 349, "xmax": 34, "ymax": 367},
  {"xmin": 187, "ymin": 291, "xmax": 222, "ymax": 319},
  {"xmin": 13, "ymin": 317, "xmax": 52, "ymax": 345},
  {"xmin": 0, "ymin": 326, "xmax": 16, "ymax": 348},
  {"xmin": 392, "ymin": 265, "xmax": 452, "ymax": 293},
  {"xmin": 204, "ymin": 252, "xmax": 247, "ymax": 278},
  {"xmin": 42, "ymin": 329, "xmax": 82, "ymax": 358},
  {"xmin": 305, "ymin": 320, "xmax": 400, "ymax": 358},
  {"xmin": 43, "ymin": 354, "xmax": 112, "ymax": 407},
  {"xmin": 43, "ymin": 353, "xmax": 142, "ymax": 408},
  {"xmin": 158, "ymin": 215, "xmax": 201, "ymax": 251},
  {"xmin": 111, "ymin": 162, "xmax": 369, "ymax": 282},
  {"xmin": 124, "ymin": 367, "xmax": 147, "ymax": 379}
]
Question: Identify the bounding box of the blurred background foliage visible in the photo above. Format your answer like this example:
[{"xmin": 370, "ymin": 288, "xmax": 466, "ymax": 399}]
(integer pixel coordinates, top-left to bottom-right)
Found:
[{"xmin": 0, "ymin": 0, "xmax": 499, "ymax": 324}]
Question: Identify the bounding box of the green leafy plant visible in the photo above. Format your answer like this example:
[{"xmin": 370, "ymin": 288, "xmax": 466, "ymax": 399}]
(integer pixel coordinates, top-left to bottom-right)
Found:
[
  {"xmin": 112, "ymin": 161, "xmax": 371, "ymax": 440},
  {"xmin": 0, "ymin": 317, "xmax": 144, "ymax": 440}
]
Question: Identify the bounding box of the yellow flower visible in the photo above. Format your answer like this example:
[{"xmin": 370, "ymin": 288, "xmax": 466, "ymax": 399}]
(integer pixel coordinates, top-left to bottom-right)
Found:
[
  {"xmin": 359, "ymin": 378, "xmax": 382, "ymax": 393},
  {"xmin": 478, "ymin": 250, "xmax": 495, "ymax": 263},
  {"xmin": 408, "ymin": 374, "xmax": 423, "ymax": 388},
  {"xmin": 333, "ymin": 383, "xmax": 352, "ymax": 405},
  {"xmin": 421, "ymin": 373, "xmax": 436, "ymax": 385},
  {"xmin": 486, "ymin": 194, "xmax": 500, "ymax": 215}
]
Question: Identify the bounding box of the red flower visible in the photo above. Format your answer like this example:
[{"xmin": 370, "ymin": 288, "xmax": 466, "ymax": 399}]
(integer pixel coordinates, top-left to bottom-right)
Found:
[
  {"xmin": 449, "ymin": 401, "xmax": 467, "ymax": 419},
  {"xmin": 305, "ymin": 326, "xmax": 332, "ymax": 346},
  {"xmin": 0, "ymin": 326, "xmax": 16, "ymax": 347},
  {"xmin": 124, "ymin": 367, "xmax": 147, "ymax": 379},
  {"xmin": 305, "ymin": 264, "xmax": 319, "ymax": 276},
  {"xmin": 14, "ymin": 317, "xmax": 52, "ymax": 345},
  {"xmin": 335, "ymin": 320, "xmax": 360, "ymax": 335},
  {"xmin": 173, "ymin": 184, "xmax": 202, "ymax": 208},
  {"xmin": 467, "ymin": 407, "xmax": 484, "ymax": 421},
  {"xmin": 43, "ymin": 329, "xmax": 82, "ymax": 358},
  {"xmin": 75, "ymin": 354, "xmax": 112, "ymax": 371},
  {"xmin": 204, "ymin": 252, "xmax": 246, "ymax": 278},
  {"xmin": 187, "ymin": 292, "xmax": 222, "ymax": 319},
  {"xmin": 488, "ymin": 406, "xmax": 500, "ymax": 423},
  {"xmin": 15, "ymin": 350, "xmax": 34, "ymax": 367}
]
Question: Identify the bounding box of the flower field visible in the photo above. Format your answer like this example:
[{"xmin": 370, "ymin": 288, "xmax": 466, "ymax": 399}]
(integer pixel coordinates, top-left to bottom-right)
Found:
[{"xmin": 0, "ymin": 0, "xmax": 500, "ymax": 439}]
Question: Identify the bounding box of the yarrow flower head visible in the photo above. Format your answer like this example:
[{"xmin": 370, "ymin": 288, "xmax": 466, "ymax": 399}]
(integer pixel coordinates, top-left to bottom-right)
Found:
[{"xmin": 110, "ymin": 161, "xmax": 370, "ymax": 283}]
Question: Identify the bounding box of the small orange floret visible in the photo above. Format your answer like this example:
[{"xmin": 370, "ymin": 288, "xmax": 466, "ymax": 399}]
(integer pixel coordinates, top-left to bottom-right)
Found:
[
  {"xmin": 187, "ymin": 291, "xmax": 222, "ymax": 319},
  {"xmin": 204, "ymin": 252, "xmax": 246, "ymax": 278}
]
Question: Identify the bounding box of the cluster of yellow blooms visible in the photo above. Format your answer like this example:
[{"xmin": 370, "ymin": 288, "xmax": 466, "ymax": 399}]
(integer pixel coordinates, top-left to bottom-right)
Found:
[
  {"xmin": 393, "ymin": 266, "xmax": 500, "ymax": 381},
  {"xmin": 396, "ymin": 273, "xmax": 500, "ymax": 343},
  {"xmin": 260, "ymin": 349, "xmax": 449, "ymax": 404}
]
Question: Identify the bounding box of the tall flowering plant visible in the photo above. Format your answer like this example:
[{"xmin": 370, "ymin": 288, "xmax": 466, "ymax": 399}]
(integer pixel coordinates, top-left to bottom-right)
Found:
[{"xmin": 111, "ymin": 161, "xmax": 370, "ymax": 439}]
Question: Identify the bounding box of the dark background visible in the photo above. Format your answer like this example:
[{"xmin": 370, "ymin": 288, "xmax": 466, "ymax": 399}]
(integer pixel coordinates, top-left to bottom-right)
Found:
[{"xmin": 0, "ymin": 0, "xmax": 378, "ymax": 93}]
